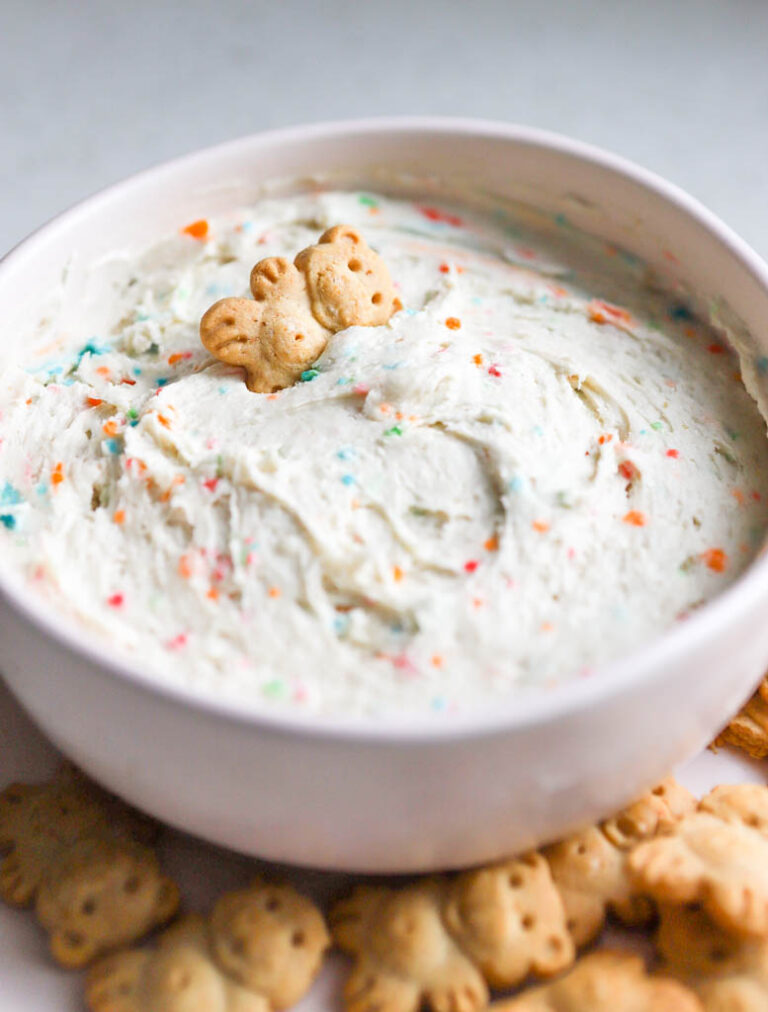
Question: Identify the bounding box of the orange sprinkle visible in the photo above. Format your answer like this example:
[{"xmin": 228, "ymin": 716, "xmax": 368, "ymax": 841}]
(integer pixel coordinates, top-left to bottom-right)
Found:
[
  {"xmin": 113, "ymin": 509, "xmax": 126, "ymax": 525},
  {"xmin": 588, "ymin": 300, "xmax": 632, "ymax": 326},
  {"xmin": 472, "ymin": 597, "xmax": 485, "ymax": 609},
  {"xmin": 157, "ymin": 414, "xmax": 171, "ymax": 429},
  {"xmin": 268, "ymin": 586, "xmax": 282, "ymax": 599},
  {"xmin": 395, "ymin": 411, "xmax": 404, "ymax": 421},
  {"xmin": 50, "ymin": 462, "xmax": 64, "ymax": 486},
  {"xmin": 207, "ymin": 586, "xmax": 219, "ymax": 601},
  {"xmin": 102, "ymin": 419, "xmax": 118, "ymax": 437},
  {"xmin": 445, "ymin": 317, "xmax": 461, "ymax": 330},
  {"xmin": 431, "ymin": 654, "xmax": 444, "ymax": 668},
  {"xmin": 266, "ymin": 393, "xmax": 280, "ymax": 401},
  {"xmin": 540, "ymin": 621, "xmax": 554, "ymax": 632},
  {"xmin": 379, "ymin": 402, "xmax": 392, "ymax": 415},
  {"xmin": 178, "ymin": 554, "xmax": 193, "ymax": 578},
  {"xmin": 473, "ymin": 353, "xmax": 483, "ymax": 366},
  {"xmin": 439, "ymin": 263, "xmax": 451, "ymax": 273},
  {"xmin": 168, "ymin": 353, "xmax": 185, "ymax": 366},
  {"xmin": 484, "ymin": 535, "xmax": 499, "ymax": 552},
  {"xmin": 87, "ymin": 397, "xmax": 103, "ymax": 407},
  {"xmin": 598, "ymin": 433, "xmax": 613, "ymax": 445},
  {"xmin": 702, "ymin": 548, "xmax": 728, "ymax": 573},
  {"xmin": 393, "ymin": 565, "xmax": 404, "ymax": 582},
  {"xmin": 532, "ymin": 520, "xmax": 550, "ymax": 533},
  {"xmin": 732, "ymin": 488, "xmax": 745, "ymax": 505},
  {"xmin": 95, "ymin": 366, "xmax": 111, "ymax": 377},
  {"xmin": 623, "ymin": 510, "xmax": 646, "ymax": 526},
  {"xmin": 181, "ymin": 219, "xmax": 209, "ymax": 240}
]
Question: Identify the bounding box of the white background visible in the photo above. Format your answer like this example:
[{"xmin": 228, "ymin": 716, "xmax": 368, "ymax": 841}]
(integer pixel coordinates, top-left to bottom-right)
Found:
[{"xmin": 1, "ymin": 1, "xmax": 768, "ymax": 1007}]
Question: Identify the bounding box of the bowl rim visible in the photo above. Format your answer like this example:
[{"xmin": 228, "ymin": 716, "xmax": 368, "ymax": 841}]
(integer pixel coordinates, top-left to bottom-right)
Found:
[{"xmin": 3, "ymin": 114, "xmax": 768, "ymax": 743}]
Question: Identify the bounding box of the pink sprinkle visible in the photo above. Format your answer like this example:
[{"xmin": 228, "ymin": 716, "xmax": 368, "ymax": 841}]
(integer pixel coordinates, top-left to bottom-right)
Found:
[
  {"xmin": 166, "ymin": 633, "xmax": 188, "ymax": 651},
  {"xmin": 293, "ymin": 685, "xmax": 308, "ymax": 703},
  {"xmin": 666, "ymin": 449, "xmax": 680, "ymax": 459},
  {"xmin": 464, "ymin": 560, "xmax": 479, "ymax": 573},
  {"xmin": 392, "ymin": 653, "xmax": 418, "ymax": 677},
  {"xmin": 203, "ymin": 477, "xmax": 219, "ymax": 492},
  {"xmin": 107, "ymin": 593, "xmax": 124, "ymax": 608},
  {"xmin": 353, "ymin": 383, "xmax": 370, "ymax": 396},
  {"xmin": 488, "ymin": 364, "xmax": 502, "ymax": 378},
  {"xmin": 567, "ymin": 547, "xmax": 577, "ymax": 560},
  {"xmin": 205, "ymin": 438, "xmax": 219, "ymax": 450}
]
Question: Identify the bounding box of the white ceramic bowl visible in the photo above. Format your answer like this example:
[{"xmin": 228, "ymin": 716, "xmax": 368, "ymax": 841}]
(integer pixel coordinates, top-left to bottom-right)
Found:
[{"xmin": 3, "ymin": 118, "xmax": 768, "ymax": 872}]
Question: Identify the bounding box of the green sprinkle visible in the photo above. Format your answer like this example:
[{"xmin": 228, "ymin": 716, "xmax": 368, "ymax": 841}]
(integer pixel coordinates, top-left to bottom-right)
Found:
[
  {"xmin": 384, "ymin": 425, "xmax": 403, "ymax": 437},
  {"xmin": 216, "ymin": 455, "xmax": 224, "ymax": 478},
  {"xmin": 359, "ymin": 195, "xmax": 378, "ymax": 207},
  {"xmin": 127, "ymin": 408, "xmax": 138, "ymax": 420},
  {"xmin": 262, "ymin": 680, "xmax": 284, "ymax": 699},
  {"xmin": 650, "ymin": 421, "xmax": 663, "ymax": 431},
  {"xmin": 301, "ymin": 369, "xmax": 319, "ymax": 382}
]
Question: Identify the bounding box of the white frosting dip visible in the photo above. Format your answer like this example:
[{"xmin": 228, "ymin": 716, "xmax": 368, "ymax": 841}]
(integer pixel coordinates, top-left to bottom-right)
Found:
[{"xmin": 2, "ymin": 191, "xmax": 768, "ymax": 717}]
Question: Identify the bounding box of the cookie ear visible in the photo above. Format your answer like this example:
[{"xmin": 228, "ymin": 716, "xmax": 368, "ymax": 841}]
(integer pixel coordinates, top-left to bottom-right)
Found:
[
  {"xmin": 50, "ymin": 926, "xmax": 99, "ymax": 968},
  {"xmin": 250, "ymin": 257, "xmax": 303, "ymax": 301},
  {"xmin": 318, "ymin": 225, "xmax": 363, "ymax": 246}
]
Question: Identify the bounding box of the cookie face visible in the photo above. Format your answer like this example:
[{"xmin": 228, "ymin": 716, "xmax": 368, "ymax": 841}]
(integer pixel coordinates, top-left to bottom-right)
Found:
[
  {"xmin": 629, "ymin": 812, "xmax": 768, "ymax": 938},
  {"xmin": 444, "ymin": 853, "xmax": 574, "ymax": 989},
  {"xmin": 294, "ymin": 225, "xmax": 398, "ymax": 331},
  {"xmin": 210, "ymin": 879, "xmax": 330, "ymax": 1009},
  {"xmin": 699, "ymin": 784, "xmax": 768, "ymax": 837},
  {"xmin": 491, "ymin": 950, "xmax": 703, "ymax": 1012},
  {"xmin": 36, "ymin": 835, "xmax": 179, "ymax": 967}
]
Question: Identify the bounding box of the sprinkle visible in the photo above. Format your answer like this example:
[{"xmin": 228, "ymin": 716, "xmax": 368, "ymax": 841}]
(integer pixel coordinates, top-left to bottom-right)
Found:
[
  {"xmin": 268, "ymin": 586, "xmax": 281, "ymax": 599},
  {"xmin": 168, "ymin": 351, "xmax": 193, "ymax": 365},
  {"xmin": 708, "ymin": 343, "xmax": 726, "ymax": 355},
  {"xmin": 87, "ymin": 397, "xmax": 103, "ymax": 407},
  {"xmin": 431, "ymin": 654, "xmax": 444, "ymax": 668},
  {"xmin": 666, "ymin": 448, "xmax": 680, "ymax": 458},
  {"xmin": 203, "ymin": 477, "xmax": 219, "ymax": 492},
  {"xmin": 669, "ymin": 303, "xmax": 694, "ymax": 321},
  {"xmin": 166, "ymin": 633, "xmax": 188, "ymax": 650},
  {"xmin": 445, "ymin": 317, "xmax": 461, "ymax": 330},
  {"xmin": 157, "ymin": 414, "xmax": 171, "ymax": 428},
  {"xmin": 532, "ymin": 520, "xmax": 550, "ymax": 533},
  {"xmin": 508, "ymin": 476, "xmax": 524, "ymax": 493},
  {"xmin": 752, "ymin": 491, "xmax": 762, "ymax": 502},
  {"xmin": 650, "ymin": 421, "xmax": 664, "ymax": 431},
  {"xmin": 358, "ymin": 194, "xmax": 378, "ymax": 207},
  {"xmin": 598, "ymin": 433, "xmax": 613, "ymax": 445},
  {"xmin": 1, "ymin": 482, "xmax": 23, "ymax": 506},
  {"xmin": 262, "ymin": 680, "xmax": 284, "ymax": 698},
  {"xmin": 618, "ymin": 460, "xmax": 640, "ymax": 481},
  {"xmin": 207, "ymin": 586, "xmax": 219, "ymax": 601},
  {"xmin": 340, "ymin": 474, "xmax": 355, "ymax": 486},
  {"xmin": 95, "ymin": 365, "xmax": 111, "ymax": 378},
  {"xmin": 113, "ymin": 510, "xmax": 125, "ymax": 525},
  {"xmin": 102, "ymin": 419, "xmax": 119, "ymax": 437},
  {"xmin": 418, "ymin": 205, "xmax": 463, "ymax": 227},
  {"xmin": 464, "ymin": 560, "xmax": 479, "ymax": 573},
  {"xmin": 732, "ymin": 488, "xmax": 745, "ymax": 505},
  {"xmin": 301, "ymin": 368, "xmax": 319, "ymax": 382},
  {"xmin": 588, "ymin": 300, "xmax": 631, "ymax": 325},
  {"xmin": 353, "ymin": 383, "xmax": 370, "ymax": 396},
  {"xmin": 439, "ymin": 263, "xmax": 451, "ymax": 273},
  {"xmin": 156, "ymin": 377, "xmax": 169, "ymax": 387},
  {"xmin": 540, "ymin": 621, "xmax": 554, "ymax": 632},
  {"xmin": 393, "ymin": 565, "xmax": 404, "ymax": 582},
  {"xmin": 484, "ymin": 535, "xmax": 499, "ymax": 551},
  {"xmin": 488, "ymin": 364, "xmax": 502, "ymax": 378},
  {"xmin": 105, "ymin": 438, "xmax": 122, "ymax": 455},
  {"xmin": 623, "ymin": 510, "xmax": 646, "ymax": 526},
  {"xmin": 702, "ymin": 548, "xmax": 728, "ymax": 572},
  {"xmin": 50, "ymin": 462, "xmax": 64, "ymax": 486},
  {"xmin": 181, "ymin": 219, "xmax": 209, "ymax": 240},
  {"xmin": 0, "ymin": 514, "xmax": 16, "ymax": 530},
  {"xmin": 107, "ymin": 593, "xmax": 124, "ymax": 608},
  {"xmin": 472, "ymin": 353, "xmax": 483, "ymax": 365},
  {"xmin": 177, "ymin": 554, "xmax": 193, "ymax": 579},
  {"xmin": 383, "ymin": 425, "xmax": 403, "ymax": 437},
  {"xmin": 379, "ymin": 402, "xmax": 392, "ymax": 415}
]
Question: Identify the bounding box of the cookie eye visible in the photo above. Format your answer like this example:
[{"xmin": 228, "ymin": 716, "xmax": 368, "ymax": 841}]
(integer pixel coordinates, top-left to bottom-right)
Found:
[
  {"xmin": 81, "ymin": 898, "xmax": 97, "ymax": 916},
  {"xmin": 508, "ymin": 873, "xmax": 523, "ymax": 888},
  {"xmin": 291, "ymin": 929, "xmax": 306, "ymax": 947},
  {"xmin": 371, "ymin": 293, "xmax": 382, "ymax": 305},
  {"xmin": 124, "ymin": 876, "xmax": 141, "ymax": 894},
  {"xmin": 348, "ymin": 259, "xmax": 362, "ymax": 272},
  {"xmin": 294, "ymin": 334, "xmax": 304, "ymax": 342},
  {"xmin": 521, "ymin": 913, "xmax": 536, "ymax": 931},
  {"xmin": 266, "ymin": 896, "xmax": 281, "ymax": 912}
]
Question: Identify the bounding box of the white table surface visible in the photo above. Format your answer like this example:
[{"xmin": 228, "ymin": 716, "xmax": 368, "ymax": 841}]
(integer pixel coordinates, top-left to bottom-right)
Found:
[{"xmin": 2, "ymin": 1, "xmax": 768, "ymax": 1007}]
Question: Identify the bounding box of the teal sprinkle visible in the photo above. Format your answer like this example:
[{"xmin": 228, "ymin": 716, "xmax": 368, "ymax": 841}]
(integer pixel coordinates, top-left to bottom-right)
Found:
[
  {"xmin": 0, "ymin": 515, "xmax": 15, "ymax": 530},
  {"xmin": 358, "ymin": 195, "xmax": 378, "ymax": 207},
  {"xmin": 532, "ymin": 424, "xmax": 544, "ymax": 437},
  {"xmin": 333, "ymin": 615, "xmax": 349, "ymax": 634},
  {"xmin": 301, "ymin": 369, "xmax": 319, "ymax": 382},
  {"xmin": 218, "ymin": 386, "xmax": 228, "ymax": 395},
  {"xmin": 472, "ymin": 297, "xmax": 483, "ymax": 305},
  {"xmin": 669, "ymin": 303, "xmax": 694, "ymax": 321},
  {"xmin": 650, "ymin": 421, "xmax": 664, "ymax": 431},
  {"xmin": 62, "ymin": 377, "xmax": 75, "ymax": 386},
  {"xmin": 431, "ymin": 697, "xmax": 446, "ymax": 711},
  {"xmin": 382, "ymin": 362, "xmax": 403, "ymax": 371},
  {"xmin": 76, "ymin": 340, "xmax": 111, "ymax": 364},
  {"xmin": 262, "ymin": 680, "xmax": 284, "ymax": 699},
  {"xmin": 757, "ymin": 356, "xmax": 768, "ymax": 376},
  {"xmin": 335, "ymin": 376, "xmax": 353, "ymax": 386},
  {"xmin": 133, "ymin": 366, "xmax": 142, "ymax": 376},
  {"xmin": 384, "ymin": 425, "xmax": 403, "ymax": 437},
  {"xmin": 403, "ymin": 308, "xmax": 418, "ymax": 317},
  {"xmin": 156, "ymin": 377, "xmax": 169, "ymax": 387},
  {"xmin": 105, "ymin": 438, "xmax": 123, "ymax": 455},
  {"xmin": 336, "ymin": 448, "xmax": 354, "ymax": 460},
  {"xmin": 0, "ymin": 482, "xmax": 23, "ymax": 506},
  {"xmin": 340, "ymin": 474, "xmax": 355, "ymax": 486},
  {"xmin": 241, "ymin": 221, "xmax": 254, "ymax": 233},
  {"xmin": 135, "ymin": 312, "xmax": 149, "ymax": 322},
  {"xmin": 36, "ymin": 483, "xmax": 48, "ymax": 496},
  {"xmin": 508, "ymin": 476, "xmax": 524, "ymax": 492}
]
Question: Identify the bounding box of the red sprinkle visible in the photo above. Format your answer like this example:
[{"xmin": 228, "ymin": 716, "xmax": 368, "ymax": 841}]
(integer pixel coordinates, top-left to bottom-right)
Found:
[
  {"xmin": 107, "ymin": 593, "xmax": 124, "ymax": 608},
  {"xmin": 464, "ymin": 560, "xmax": 479, "ymax": 573},
  {"xmin": 166, "ymin": 633, "xmax": 188, "ymax": 650},
  {"xmin": 203, "ymin": 478, "xmax": 219, "ymax": 492},
  {"xmin": 488, "ymin": 364, "xmax": 502, "ymax": 378},
  {"xmin": 666, "ymin": 449, "xmax": 680, "ymax": 459},
  {"xmin": 618, "ymin": 460, "xmax": 639, "ymax": 481},
  {"xmin": 707, "ymin": 343, "xmax": 726, "ymax": 355},
  {"xmin": 419, "ymin": 205, "xmax": 463, "ymax": 227},
  {"xmin": 87, "ymin": 397, "xmax": 103, "ymax": 407}
]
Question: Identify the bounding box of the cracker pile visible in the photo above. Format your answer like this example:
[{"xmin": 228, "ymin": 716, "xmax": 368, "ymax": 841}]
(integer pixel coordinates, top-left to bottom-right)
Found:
[{"xmin": 5, "ymin": 767, "xmax": 768, "ymax": 1010}]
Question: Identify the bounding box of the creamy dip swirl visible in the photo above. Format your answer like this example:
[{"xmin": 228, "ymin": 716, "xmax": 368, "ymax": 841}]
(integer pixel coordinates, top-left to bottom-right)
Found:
[{"xmin": 2, "ymin": 191, "xmax": 768, "ymax": 716}]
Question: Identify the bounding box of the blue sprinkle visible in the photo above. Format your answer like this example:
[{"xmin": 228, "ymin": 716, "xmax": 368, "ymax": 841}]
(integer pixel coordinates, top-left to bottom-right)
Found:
[
  {"xmin": 241, "ymin": 221, "xmax": 254, "ymax": 233},
  {"xmin": 756, "ymin": 356, "xmax": 768, "ymax": 376},
  {"xmin": 336, "ymin": 448, "xmax": 355, "ymax": 460},
  {"xmin": 472, "ymin": 297, "xmax": 483, "ymax": 306},
  {"xmin": 0, "ymin": 482, "xmax": 23, "ymax": 506},
  {"xmin": 382, "ymin": 362, "xmax": 403, "ymax": 371},
  {"xmin": 333, "ymin": 615, "xmax": 349, "ymax": 634},
  {"xmin": 301, "ymin": 369, "xmax": 319, "ymax": 382},
  {"xmin": 36, "ymin": 483, "xmax": 48, "ymax": 496},
  {"xmin": 335, "ymin": 376, "xmax": 353, "ymax": 386},
  {"xmin": 105, "ymin": 438, "xmax": 122, "ymax": 455},
  {"xmin": 532, "ymin": 425, "xmax": 544, "ymax": 437},
  {"xmin": 218, "ymin": 386, "xmax": 228, "ymax": 395},
  {"xmin": 669, "ymin": 303, "xmax": 694, "ymax": 321},
  {"xmin": 508, "ymin": 476, "xmax": 524, "ymax": 493},
  {"xmin": 403, "ymin": 308, "xmax": 418, "ymax": 317},
  {"xmin": 340, "ymin": 474, "xmax": 355, "ymax": 486},
  {"xmin": 0, "ymin": 514, "xmax": 15, "ymax": 531},
  {"xmin": 156, "ymin": 377, "xmax": 169, "ymax": 387},
  {"xmin": 133, "ymin": 367, "xmax": 142, "ymax": 376},
  {"xmin": 431, "ymin": 697, "xmax": 446, "ymax": 711}
]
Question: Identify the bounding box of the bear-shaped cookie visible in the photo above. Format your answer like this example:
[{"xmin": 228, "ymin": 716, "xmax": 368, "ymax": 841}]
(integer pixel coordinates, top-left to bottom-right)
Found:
[
  {"xmin": 85, "ymin": 878, "xmax": 330, "ymax": 1012},
  {"xmin": 200, "ymin": 225, "xmax": 398, "ymax": 393},
  {"xmin": 37, "ymin": 833, "xmax": 179, "ymax": 968},
  {"xmin": 0, "ymin": 765, "xmax": 155, "ymax": 909},
  {"xmin": 331, "ymin": 855, "xmax": 573, "ymax": 1012}
]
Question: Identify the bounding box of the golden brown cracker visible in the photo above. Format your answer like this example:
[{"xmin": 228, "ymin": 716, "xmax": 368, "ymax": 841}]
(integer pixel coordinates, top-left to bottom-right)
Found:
[{"xmin": 714, "ymin": 688, "xmax": 768, "ymax": 759}]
